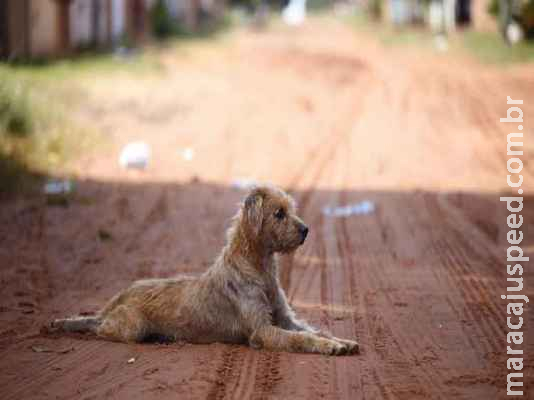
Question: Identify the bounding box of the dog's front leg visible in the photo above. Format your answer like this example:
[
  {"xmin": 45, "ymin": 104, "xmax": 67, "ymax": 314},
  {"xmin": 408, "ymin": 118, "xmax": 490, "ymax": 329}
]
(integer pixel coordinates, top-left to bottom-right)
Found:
[
  {"xmin": 273, "ymin": 287, "xmax": 317, "ymax": 332},
  {"xmin": 273, "ymin": 288, "xmax": 359, "ymax": 354},
  {"xmin": 282, "ymin": 316, "xmax": 359, "ymax": 354},
  {"xmin": 249, "ymin": 325, "xmax": 348, "ymax": 355}
]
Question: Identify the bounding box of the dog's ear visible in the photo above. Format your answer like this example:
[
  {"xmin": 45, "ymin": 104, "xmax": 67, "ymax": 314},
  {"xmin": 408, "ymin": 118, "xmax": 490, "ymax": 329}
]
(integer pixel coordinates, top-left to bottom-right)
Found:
[{"xmin": 244, "ymin": 191, "xmax": 264, "ymax": 238}]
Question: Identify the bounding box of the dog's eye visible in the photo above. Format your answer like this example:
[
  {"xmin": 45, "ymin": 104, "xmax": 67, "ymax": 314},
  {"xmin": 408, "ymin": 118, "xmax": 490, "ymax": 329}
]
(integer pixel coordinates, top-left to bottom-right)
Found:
[{"xmin": 274, "ymin": 208, "xmax": 285, "ymax": 220}]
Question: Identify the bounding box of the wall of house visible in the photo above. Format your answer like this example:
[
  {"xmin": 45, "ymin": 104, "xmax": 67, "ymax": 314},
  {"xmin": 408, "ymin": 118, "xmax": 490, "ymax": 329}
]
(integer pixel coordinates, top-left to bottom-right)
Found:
[
  {"xmin": 164, "ymin": 0, "xmax": 187, "ymax": 20},
  {"xmin": 70, "ymin": 0, "xmax": 93, "ymax": 49},
  {"xmin": 94, "ymin": 0, "xmax": 112, "ymax": 46},
  {"xmin": 472, "ymin": 0, "xmax": 496, "ymax": 31},
  {"xmin": 111, "ymin": 0, "xmax": 126, "ymax": 44},
  {"xmin": 6, "ymin": 0, "xmax": 29, "ymax": 58},
  {"xmin": 29, "ymin": 0, "xmax": 58, "ymax": 57}
]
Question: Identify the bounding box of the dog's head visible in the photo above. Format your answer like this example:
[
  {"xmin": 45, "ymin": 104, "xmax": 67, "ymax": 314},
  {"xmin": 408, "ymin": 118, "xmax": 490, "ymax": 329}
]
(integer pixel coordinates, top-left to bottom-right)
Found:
[{"xmin": 241, "ymin": 185, "xmax": 308, "ymax": 253}]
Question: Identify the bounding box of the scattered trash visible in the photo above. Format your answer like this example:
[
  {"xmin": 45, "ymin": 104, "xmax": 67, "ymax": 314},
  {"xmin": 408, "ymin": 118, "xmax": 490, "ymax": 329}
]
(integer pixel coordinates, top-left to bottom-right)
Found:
[
  {"xmin": 231, "ymin": 178, "xmax": 258, "ymax": 191},
  {"xmin": 127, "ymin": 357, "xmax": 136, "ymax": 364},
  {"xmin": 31, "ymin": 346, "xmax": 51, "ymax": 353},
  {"xmin": 434, "ymin": 34, "xmax": 448, "ymax": 52},
  {"xmin": 119, "ymin": 142, "xmax": 151, "ymax": 170},
  {"xmin": 98, "ymin": 228, "xmax": 113, "ymax": 241},
  {"xmin": 282, "ymin": 0, "xmax": 307, "ymax": 26},
  {"xmin": 322, "ymin": 200, "xmax": 375, "ymax": 218},
  {"xmin": 44, "ymin": 179, "xmax": 74, "ymax": 207},
  {"xmin": 44, "ymin": 180, "xmax": 73, "ymax": 195},
  {"xmin": 31, "ymin": 345, "xmax": 74, "ymax": 354},
  {"xmin": 182, "ymin": 147, "xmax": 195, "ymax": 162},
  {"xmin": 506, "ymin": 21, "xmax": 524, "ymax": 45}
]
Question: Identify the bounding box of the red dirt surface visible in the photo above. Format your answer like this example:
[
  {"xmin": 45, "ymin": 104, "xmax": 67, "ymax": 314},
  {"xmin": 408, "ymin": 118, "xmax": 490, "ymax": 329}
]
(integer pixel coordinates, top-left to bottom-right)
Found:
[{"xmin": 1, "ymin": 17, "xmax": 533, "ymax": 400}]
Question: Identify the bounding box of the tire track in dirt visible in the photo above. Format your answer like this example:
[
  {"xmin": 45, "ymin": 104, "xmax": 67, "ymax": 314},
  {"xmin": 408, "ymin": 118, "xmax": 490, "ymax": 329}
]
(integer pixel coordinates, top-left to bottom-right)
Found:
[
  {"xmin": 346, "ymin": 188, "xmax": 507, "ymax": 397},
  {"xmin": 3, "ymin": 340, "xmax": 108, "ymax": 400},
  {"xmin": 422, "ymin": 195, "xmax": 506, "ymax": 353},
  {"xmin": 205, "ymin": 345, "xmax": 246, "ymax": 400},
  {"xmin": 318, "ymin": 145, "xmax": 361, "ymax": 399},
  {"xmin": 331, "ymin": 124, "xmax": 450, "ymax": 399},
  {"xmin": 329, "ymin": 136, "xmax": 394, "ymax": 399},
  {"xmin": 339, "ymin": 201, "xmax": 449, "ymax": 399},
  {"xmin": 282, "ymin": 129, "xmax": 361, "ymax": 399},
  {"xmin": 124, "ymin": 186, "xmax": 170, "ymax": 255}
]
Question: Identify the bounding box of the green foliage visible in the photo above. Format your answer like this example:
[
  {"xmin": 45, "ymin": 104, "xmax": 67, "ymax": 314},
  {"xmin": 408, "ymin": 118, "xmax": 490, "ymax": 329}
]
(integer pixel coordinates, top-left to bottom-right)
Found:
[
  {"xmin": 150, "ymin": 0, "xmax": 232, "ymax": 40},
  {"xmin": 151, "ymin": 0, "xmax": 178, "ymax": 39},
  {"xmin": 0, "ymin": 69, "xmax": 95, "ymax": 194},
  {"xmin": 488, "ymin": 0, "xmax": 534, "ymax": 33},
  {"xmin": 0, "ymin": 79, "xmax": 33, "ymax": 138},
  {"xmin": 369, "ymin": 0, "xmax": 383, "ymax": 20},
  {"xmin": 488, "ymin": 0, "xmax": 499, "ymax": 17},
  {"xmin": 461, "ymin": 30, "xmax": 534, "ymax": 63}
]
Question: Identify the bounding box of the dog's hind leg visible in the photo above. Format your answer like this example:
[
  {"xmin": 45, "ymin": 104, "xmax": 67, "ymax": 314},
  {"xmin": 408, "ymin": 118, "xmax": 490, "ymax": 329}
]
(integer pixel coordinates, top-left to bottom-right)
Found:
[
  {"xmin": 96, "ymin": 305, "xmax": 148, "ymax": 343},
  {"xmin": 51, "ymin": 316, "xmax": 101, "ymax": 334}
]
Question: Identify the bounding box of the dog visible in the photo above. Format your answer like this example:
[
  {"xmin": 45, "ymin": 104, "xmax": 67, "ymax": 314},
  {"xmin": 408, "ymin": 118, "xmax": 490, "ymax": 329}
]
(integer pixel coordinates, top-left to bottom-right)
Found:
[{"xmin": 50, "ymin": 185, "xmax": 359, "ymax": 355}]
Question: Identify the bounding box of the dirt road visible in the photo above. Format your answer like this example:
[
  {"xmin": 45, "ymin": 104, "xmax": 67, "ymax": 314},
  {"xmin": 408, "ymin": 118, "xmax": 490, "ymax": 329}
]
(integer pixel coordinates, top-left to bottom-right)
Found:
[{"xmin": 1, "ymin": 17, "xmax": 533, "ymax": 399}]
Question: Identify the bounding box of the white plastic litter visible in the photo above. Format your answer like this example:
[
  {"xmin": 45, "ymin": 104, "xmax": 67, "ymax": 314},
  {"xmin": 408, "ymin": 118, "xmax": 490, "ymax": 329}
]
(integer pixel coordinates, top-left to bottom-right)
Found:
[
  {"xmin": 322, "ymin": 200, "xmax": 375, "ymax": 218},
  {"xmin": 434, "ymin": 34, "xmax": 448, "ymax": 52},
  {"xmin": 119, "ymin": 142, "xmax": 150, "ymax": 170},
  {"xmin": 182, "ymin": 147, "xmax": 195, "ymax": 162},
  {"xmin": 282, "ymin": 0, "xmax": 307, "ymax": 26},
  {"xmin": 506, "ymin": 21, "xmax": 524, "ymax": 45},
  {"xmin": 44, "ymin": 180, "xmax": 73, "ymax": 195},
  {"xmin": 231, "ymin": 178, "xmax": 258, "ymax": 191},
  {"xmin": 127, "ymin": 357, "xmax": 136, "ymax": 364}
]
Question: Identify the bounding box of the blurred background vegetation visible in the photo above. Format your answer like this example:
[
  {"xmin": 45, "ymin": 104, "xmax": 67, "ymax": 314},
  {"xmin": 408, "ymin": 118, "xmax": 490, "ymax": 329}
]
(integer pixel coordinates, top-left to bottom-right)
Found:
[{"xmin": 0, "ymin": 0, "xmax": 532, "ymax": 196}]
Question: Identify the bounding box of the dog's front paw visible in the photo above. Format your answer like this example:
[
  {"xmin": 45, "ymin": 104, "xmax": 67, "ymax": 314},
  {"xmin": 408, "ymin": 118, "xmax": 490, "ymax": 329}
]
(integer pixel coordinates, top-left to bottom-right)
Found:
[
  {"xmin": 338, "ymin": 338, "xmax": 359, "ymax": 354},
  {"xmin": 319, "ymin": 339, "xmax": 348, "ymax": 356}
]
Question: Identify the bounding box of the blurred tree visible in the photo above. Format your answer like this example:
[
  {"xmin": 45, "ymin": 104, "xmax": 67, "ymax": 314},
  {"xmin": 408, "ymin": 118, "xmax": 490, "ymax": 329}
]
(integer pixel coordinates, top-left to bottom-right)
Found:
[
  {"xmin": 490, "ymin": 0, "xmax": 534, "ymax": 42},
  {"xmin": 151, "ymin": 0, "xmax": 175, "ymax": 38}
]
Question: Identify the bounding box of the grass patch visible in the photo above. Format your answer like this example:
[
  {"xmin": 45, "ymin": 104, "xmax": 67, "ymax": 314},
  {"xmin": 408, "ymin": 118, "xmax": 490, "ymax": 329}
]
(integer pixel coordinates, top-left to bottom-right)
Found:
[
  {"xmin": 346, "ymin": 10, "xmax": 534, "ymax": 65},
  {"xmin": 456, "ymin": 30, "xmax": 534, "ymax": 64},
  {"xmin": 4, "ymin": 50, "xmax": 165, "ymax": 83},
  {"xmin": 0, "ymin": 79, "xmax": 33, "ymax": 137},
  {"xmin": 0, "ymin": 41, "xmax": 174, "ymax": 196},
  {"xmin": 0, "ymin": 69, "xmax": 96, "ymax": 196},
  {"xmin": 346, "ymin": 12, "xmax": 433, "ymax": 48}
]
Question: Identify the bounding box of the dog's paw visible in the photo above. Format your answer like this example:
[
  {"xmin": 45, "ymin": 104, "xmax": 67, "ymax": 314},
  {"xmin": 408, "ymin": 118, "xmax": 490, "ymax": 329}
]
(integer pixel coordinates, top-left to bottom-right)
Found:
[
  {"xmin": 338, "ymin": 338, "xmax": 359, "ymax": 354},
  {"xmin": 319, "ymin": 339, "xmax": 348, "ymax": 356}
]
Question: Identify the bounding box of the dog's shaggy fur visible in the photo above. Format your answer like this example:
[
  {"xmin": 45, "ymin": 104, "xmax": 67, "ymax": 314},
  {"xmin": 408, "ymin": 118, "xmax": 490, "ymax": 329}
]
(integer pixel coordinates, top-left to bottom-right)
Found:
[{"xmin": 51, "ymin": 185, "xmax": 359, "ymax": 355}]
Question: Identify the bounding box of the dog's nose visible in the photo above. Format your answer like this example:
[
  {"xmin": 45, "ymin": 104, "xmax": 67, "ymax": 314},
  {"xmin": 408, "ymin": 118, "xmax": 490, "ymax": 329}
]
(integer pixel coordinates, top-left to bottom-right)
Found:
[{"xmin": 299, "ymin": 225, "xmax": 309, "ymax": 242}]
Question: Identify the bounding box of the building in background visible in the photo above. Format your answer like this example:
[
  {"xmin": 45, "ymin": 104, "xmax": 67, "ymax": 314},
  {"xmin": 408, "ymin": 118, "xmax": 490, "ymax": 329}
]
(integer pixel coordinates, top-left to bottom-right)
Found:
[
  {"xmin": 0, "ymin": 0, "xmax": 151, "ymax": 60},
  {"xmin": 382, "ymin": 0, "xmax": 495, "ymax": 33}
]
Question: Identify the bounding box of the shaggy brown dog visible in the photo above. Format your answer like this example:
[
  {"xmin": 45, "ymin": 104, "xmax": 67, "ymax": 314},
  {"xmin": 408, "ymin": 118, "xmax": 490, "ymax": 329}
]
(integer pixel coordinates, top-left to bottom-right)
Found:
[{"xmin": 51, "ymin": 185, "xmax": 359, "ymax": 355}]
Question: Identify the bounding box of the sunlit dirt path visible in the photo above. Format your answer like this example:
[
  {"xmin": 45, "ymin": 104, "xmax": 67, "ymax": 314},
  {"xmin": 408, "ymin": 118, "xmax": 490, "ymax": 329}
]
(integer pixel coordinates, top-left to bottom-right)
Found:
[{"xmin": 1, "ymin": 16, "xmax": 533, "ymax": 400}]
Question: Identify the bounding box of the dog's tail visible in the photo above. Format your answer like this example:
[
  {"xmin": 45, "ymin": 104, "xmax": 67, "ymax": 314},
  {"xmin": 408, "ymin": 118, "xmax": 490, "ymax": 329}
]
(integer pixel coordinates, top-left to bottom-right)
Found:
[{"xmin": 49, "ymin": 316, "xmax": 101, "ymax": 334}]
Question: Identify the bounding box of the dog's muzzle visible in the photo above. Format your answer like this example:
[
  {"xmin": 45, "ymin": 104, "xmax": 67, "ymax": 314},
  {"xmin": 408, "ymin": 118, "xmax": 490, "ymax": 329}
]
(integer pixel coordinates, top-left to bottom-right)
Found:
[{"xmin": 299, "ymin": 224, "xmax": 309, "ymax": 244}]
